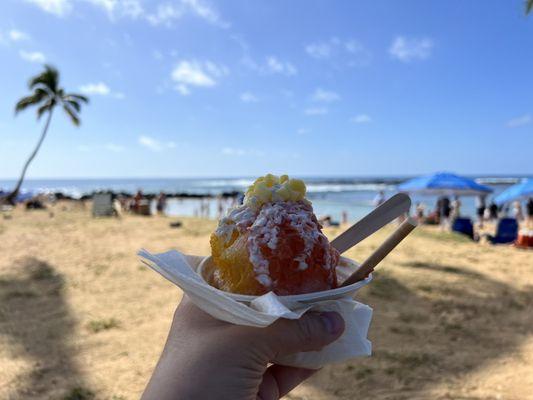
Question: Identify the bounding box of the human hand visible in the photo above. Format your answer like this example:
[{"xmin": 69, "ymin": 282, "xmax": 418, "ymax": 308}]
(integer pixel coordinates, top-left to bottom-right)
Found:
[{"xmin": 142, "ymin": 296, "xmax": 345, "ymax": 400}]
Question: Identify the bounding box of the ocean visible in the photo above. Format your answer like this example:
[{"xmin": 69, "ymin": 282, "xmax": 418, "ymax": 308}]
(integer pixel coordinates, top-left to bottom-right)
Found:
[{"xmin": 0, "ymin": 176, "xmax": 527, "ymax": 222}]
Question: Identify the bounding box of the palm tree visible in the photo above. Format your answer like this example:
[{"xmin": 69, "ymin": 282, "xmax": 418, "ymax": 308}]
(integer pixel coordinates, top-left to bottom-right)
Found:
[
  {"xmin": 527, "ymin": 0, "xmax": 533, "ymax": 14},
  {"xmin": 5, "ymin": 65, "xmax": 89, "ymax": 205}
]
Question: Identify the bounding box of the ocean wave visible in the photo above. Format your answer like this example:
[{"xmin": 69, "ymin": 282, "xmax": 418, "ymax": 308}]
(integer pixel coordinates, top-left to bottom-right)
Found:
[{"xmin": 306, "ymin": 183, "xmax": 393, "ymax": 193}]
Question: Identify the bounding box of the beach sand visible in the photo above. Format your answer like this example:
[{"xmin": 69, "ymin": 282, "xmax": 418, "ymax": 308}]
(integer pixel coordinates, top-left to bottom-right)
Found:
[{"xmin": 1, "ymin": 203, "xmax": 532, "ymax": 400}]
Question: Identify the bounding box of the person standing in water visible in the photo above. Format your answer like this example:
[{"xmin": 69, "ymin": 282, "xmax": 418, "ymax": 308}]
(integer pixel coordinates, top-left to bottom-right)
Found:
[
  {"xmin": 156, "ymin": 192, "xmax": 167, "ymax": 215},
  {"xmin": 373, "ymin": 190, "xmax": 386, "ymax": 207}
]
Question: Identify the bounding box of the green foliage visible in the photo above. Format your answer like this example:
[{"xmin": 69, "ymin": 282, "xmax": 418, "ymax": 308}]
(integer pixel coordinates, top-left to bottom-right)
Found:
[
  {"xmin": 15, "ymin": 65, "xmax": 89, "ymax": 124},
  {"xmin": 87, "ymin": 318, "xmax": 120, "ymax": 333},
  {"xmin": 527, "ymin": 0, "xmax": 533, "ymax": 15}
]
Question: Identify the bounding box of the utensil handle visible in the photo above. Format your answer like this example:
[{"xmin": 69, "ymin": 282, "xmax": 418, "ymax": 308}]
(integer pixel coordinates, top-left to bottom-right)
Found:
[
  {"xmin": 341, "ymin": 218, "xmax": 417, "ymax": 287},
  {"xmin": 331, "ymin": 193, "xmax": 411, "ymax": 254}
]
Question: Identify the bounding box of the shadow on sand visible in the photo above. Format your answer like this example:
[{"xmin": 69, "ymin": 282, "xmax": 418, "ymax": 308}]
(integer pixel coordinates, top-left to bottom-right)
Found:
[
  {"xmin": 0, "ymin": 257, "xmax": 89, "ymax": 399},
  {"xmin": 301, "ymin": 260, "xmax": 533, "ymax": 400}
]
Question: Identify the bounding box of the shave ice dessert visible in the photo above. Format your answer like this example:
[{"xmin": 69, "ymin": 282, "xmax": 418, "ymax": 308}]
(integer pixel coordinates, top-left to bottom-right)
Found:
[{"xmin": 210, "ymin": 174, "xmax": 340, "ymax": 296}]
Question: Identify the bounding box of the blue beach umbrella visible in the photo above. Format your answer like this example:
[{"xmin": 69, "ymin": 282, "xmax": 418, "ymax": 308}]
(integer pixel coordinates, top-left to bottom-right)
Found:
[
  {"xmin": 398, "ymin": 172, "xmax": 493, "ymax": 196},
  {"xmin": 494, "ymin": 179, "xmax": 533, "ymax": 205},
  {"xmin": 15, "ymin": 190, "xmax": 36, "ymax": 203}
]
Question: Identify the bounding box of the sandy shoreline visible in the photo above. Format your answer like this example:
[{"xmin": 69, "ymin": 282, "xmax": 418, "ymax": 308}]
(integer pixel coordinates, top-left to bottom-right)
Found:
[{"xmin": 1, "ymin": 204, "xmax": 532, "ymax": 399}]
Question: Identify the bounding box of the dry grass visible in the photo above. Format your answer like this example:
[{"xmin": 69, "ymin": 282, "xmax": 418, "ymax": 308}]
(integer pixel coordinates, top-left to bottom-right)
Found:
[{"xmin": 0, "ymin": 203, "xmax": 532, "ymax": 399}]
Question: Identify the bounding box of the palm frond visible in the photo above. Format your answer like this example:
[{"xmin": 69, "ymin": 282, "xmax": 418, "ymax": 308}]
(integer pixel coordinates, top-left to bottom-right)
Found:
[
  {"xmin": 15, "ymin": 90, "xmax": 47, "ymax": 114},
  {"xmin": 37, "ymin": 102, "xmax": 53, "ymax": 119},
  {"xmin": 62, "ymin": 103, "xmax": 80, "ymax": 126},
  {"xmin": 29, "ymin": 65, "xmax": 59, "ymax": 94},
  {"xmin": 527, "ymin": 0, "xmax": 533, "ymax": 14},
  {"xmin": 63, "ymin": 93, "xmax": 89, "ymax": 104},
  {"xmin": 63, "ymin": 99, "xmax": 81, "ymax": 113}
]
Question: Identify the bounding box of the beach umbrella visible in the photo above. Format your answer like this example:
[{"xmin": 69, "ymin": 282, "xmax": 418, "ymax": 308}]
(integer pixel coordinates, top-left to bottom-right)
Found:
[
  {"xmin": 494, "ymin": 179, "xmax": 533, "ymax": 205},
  {"xmin": 397, "ymin": 172, "xmax": 493, "ymax": 196},
  {"xmin": 14, "ymin": 190, "xmax": 36, "ymax": 203}
]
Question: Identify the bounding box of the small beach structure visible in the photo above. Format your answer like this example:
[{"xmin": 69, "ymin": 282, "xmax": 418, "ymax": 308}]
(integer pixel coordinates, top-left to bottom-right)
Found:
[
  {"xmin": 92, "ymin": 193, "xmax": 115, "ymax": 217},
  {"xmin": 397, "ymin": 172, "xmax": 493, "ymax": 196},
  {"xmin": 493, "ymin": 179, "xmax": 533, "ymax": 205}
]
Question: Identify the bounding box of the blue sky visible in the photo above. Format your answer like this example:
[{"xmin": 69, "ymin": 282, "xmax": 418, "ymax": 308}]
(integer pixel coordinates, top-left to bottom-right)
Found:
[{"xmin": 0, "ymin": 0, "xmax": 532, "ymax": 178}]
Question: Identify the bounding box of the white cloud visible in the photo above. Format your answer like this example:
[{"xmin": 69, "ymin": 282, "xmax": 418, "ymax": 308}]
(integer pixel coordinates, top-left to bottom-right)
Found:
[
  {"xmin": 305, "ymin": 38, "xmax": 371, "ymax": 66},
  {"xmin": 79, "ymin": 82, "xmax": 124, "ymax": 98},
  {"xmin": 19, "ymin": 50, "xmax": 45, "ymax": 63},
  {"xmin": 104, "ymin": 142, "xmax": 125, "ymax": 152},
  {"xmin": 507, "ymin": 114, "xmax": 531, "ymax": 128},
  {"xmin": 242, "ymin": 56, "xmax": 297, "ymax": 76},
  {"xmin": 351, "ymin": 114, "xmax": 372, "ymax": 124},
  {"xmin": 305, "ymin": 42, "xmax": 332, "ymax": 59},
  {"xmin": 24, "ymin": 0, "xmax": 72, "ymax": 16},
  {"xmin": 171, "ymin": 60, "xmax": 228, "ymax": 94},
  {"xmin": 304, "ymin": 107, "xmax": 328, "ymax": 116},
  {"xmin": 139, "ymin": 135, "xmax": 162, "ymax": 151},
  {"xmin": 79, "ymin": 82, "xmax": 110, "ymax": 95},
  {"xmin": 345, "ymin": 40, "xmax": 363, "ymax": 54},
  {"xmin": 297, "ymin": 128, "xmax": 309, "ymax": 135},
  {"xmin": 146, "ymin": 3, "xmax": 183, "ymax": 25},
  {"xmin": 9, "ymin": 30, "xmax": 30, "ymax": 42},
  {"xmin": 25, "ymin": 0, "xmax": 228, "ymax": 27},
  {"xmin": 175, "ymin": 84, "xmax": 191, "ymax": 95},
  {"xmin": 389, "ymin": 36, "xmax": 433, "ymax": 62},
  {"xmin": 221, "ymin": 147, "xmax": 264, "ymax": 157},
  {"xmin": 311, "ymin": 88, "xmax": 340, "ymax": 103},
  {"xmin": 266, "ymin": 56, "xmax": 297, "ymax": 76},
  {"xmin": 146, "ymin": 0, "xmax": 228, "ymax": 27},
  {"xmin": 87, "ymin": 0, "xmax": 144, "ymax": 19},
  {"xmin": 182, "ymin": 0, "xmax": 229, "ymax": 28},
  {"xmin": 240, "ymin": 92, "xmax": 258, "ymax": 103},
  {"xmin": 138, "ymin": 135, "xmax": 176, "ymax": 151}
]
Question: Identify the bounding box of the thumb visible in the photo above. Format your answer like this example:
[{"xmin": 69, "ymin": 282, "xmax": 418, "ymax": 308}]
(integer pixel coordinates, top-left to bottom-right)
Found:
[{"xmin": 258, "ymin": 311, "xmax": 345, "ymax": 358}]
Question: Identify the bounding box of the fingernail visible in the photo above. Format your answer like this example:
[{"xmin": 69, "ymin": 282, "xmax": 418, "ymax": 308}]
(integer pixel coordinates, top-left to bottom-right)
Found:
[{"xmin": 319, "ymin": 312, "xmax": 344, "ymax": 335}]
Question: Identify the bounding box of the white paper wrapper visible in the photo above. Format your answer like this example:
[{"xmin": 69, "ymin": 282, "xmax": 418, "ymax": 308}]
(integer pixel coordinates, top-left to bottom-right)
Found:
[{"xmin": 138, "ymin": 249, "xmax": 373, "ymax": 369}]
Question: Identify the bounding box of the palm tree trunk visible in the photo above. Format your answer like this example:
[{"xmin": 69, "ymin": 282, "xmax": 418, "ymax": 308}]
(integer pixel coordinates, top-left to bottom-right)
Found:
[{"xmin": 5, "ymin": 108, "xmax": 54, "ymax": 205}]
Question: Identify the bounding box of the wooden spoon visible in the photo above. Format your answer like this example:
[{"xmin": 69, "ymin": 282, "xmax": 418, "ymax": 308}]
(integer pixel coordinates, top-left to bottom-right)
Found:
[
  {"xmin": 341, "ymin": 217, "xmax": 417, "ymax": 287},
  {"xmin": 331, "ymin": 193, "xmax": 411, "ymax": 254}
]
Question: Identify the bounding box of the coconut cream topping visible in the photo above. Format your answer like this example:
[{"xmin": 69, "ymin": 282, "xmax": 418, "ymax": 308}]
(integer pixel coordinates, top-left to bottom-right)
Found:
[{"xmin": 214, "ymin": 204, "xmax": 257, "ymax": 245}]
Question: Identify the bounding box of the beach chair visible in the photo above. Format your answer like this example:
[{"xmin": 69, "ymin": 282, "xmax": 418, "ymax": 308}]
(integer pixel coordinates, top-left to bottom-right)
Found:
[
  {"xmin": 451, "ymin": 217, "xmax": 474, "ymax": 240},
  {"xmin": 92, "ymin": 193, "xmax": 115, "ymax": 217},
  {"xmin": 486, "ymin": 218, "xmax": 518, "ymax": 244},
  {"xmin": 1, "ymin": 204, "xmax": 13, "ymax": 219}
]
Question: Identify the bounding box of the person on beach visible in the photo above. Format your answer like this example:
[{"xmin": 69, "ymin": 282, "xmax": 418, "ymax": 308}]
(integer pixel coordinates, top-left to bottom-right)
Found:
[
  {"xmin": 156, "ymin": 192, "xmax": 167, "ymax": 215},
  {"xmin": 437, "ymin": 196, "xmax": 451, "ymax": 229},
  {"xmin": 489, "ymin": 201, "xmax": 499, "ymax": 221},
  {"xmin": 527, "ymin": 198, "xmax": 533, "ymax": 224},
  {"xmin": 142, "ymin": 298, "xmax": 344, "ymax": 400},
  {"xmin": 133, "ymin": 189, "xmax": 144, "ymax": 213},
  {"xmin": 512, "ymin": 201, "xmax": 524, "ymax": 222},
  {"xmin": 341, "ymin": 210, "xmax": 348, "ymax": 225},
  {"xmin": 217, "ymin": 196, "xmax": 224, "ymax": 218},
  {"xmin": 451, "ymin": 196, "xmax": 461, "ymax": 220},
  {"xmin": 476, "ymin": 195, "xmax": 486, "ymax": 228},
  {"xmin": 415, "ymin": 202, "xmax": 426, "ymax": 223},
  {"xmin": 373, "ymin": 190, "xmax": 386, "ymax": 207}
]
